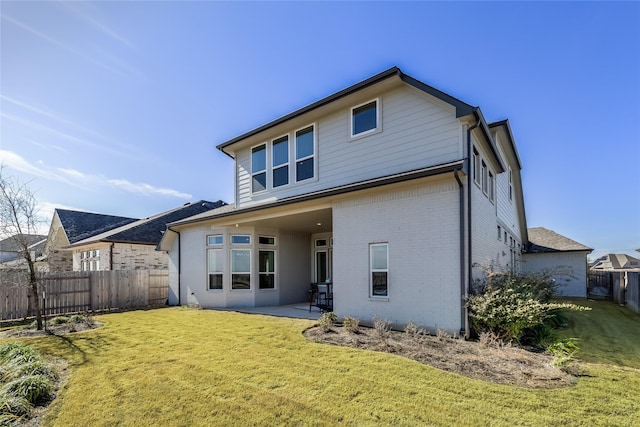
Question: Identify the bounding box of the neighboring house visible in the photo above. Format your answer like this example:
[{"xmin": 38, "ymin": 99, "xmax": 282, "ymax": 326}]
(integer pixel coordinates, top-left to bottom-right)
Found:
[
  {"xmin": 522, "ymin": 227, "xmax": 592, "ymax": 298},
  {"xmin": 65, "ymin": 200, "xmax": 226, "ymax": 271},
  {"xmin": 157, "ymin": 67, "xmax": 528, "ymax": 335},
  {"xmin": 0, "ymin": 234, "xmax": 47, "ymax": 271},
  {"xmin": 590, "ymin": 254, "xmax": 640, "ymax": 272},
  {"xmin": 45, "ymin": 209, "xmax": 139, "ymax": 272},
  {"xmin": 0, "ymin": 234, "xmax": 47, "ymax": 263}
]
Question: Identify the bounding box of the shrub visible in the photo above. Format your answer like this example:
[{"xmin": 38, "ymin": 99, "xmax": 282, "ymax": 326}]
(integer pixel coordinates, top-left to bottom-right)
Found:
[
  {"xmin": 547, "ymin": 338, "xmax": 580, "ymax": 367},
  {"xmin": 319, "ymin": 312, "xmax": 337, "ymax": 332},
  {"xmin": 0, "ymin": 344, "xmax": 38, "ymax": 365},
  {"xmin": 49, "ymin": 317, "xmax": 70, "ymax": 325},
  {"xmin": 467, "ymin": 272, "xmax": 590, "ymax": 343},
  {"xmin": 0, "ymin": 394, "xmax": 31, "ymax": 417},
  {"xmin": 373, "ymin": 317, "xmax": 391, "ymax": 339},
  {"xmin": 2, "ymin": 375, "xmax": 53, "ymax": 405},
  {"xmin": 342, "ymin": 316, "xmax": 360, "ymax": 333}
]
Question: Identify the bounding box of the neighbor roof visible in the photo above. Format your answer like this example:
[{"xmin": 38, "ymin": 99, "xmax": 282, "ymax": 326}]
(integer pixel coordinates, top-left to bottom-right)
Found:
[
  {"xmin": 0, "ymin": 234, "xmax": 47, "ymax": 252},
  {"xmin": 526, "ymin": 227, "xmax": 592, "ymax": 253},
  {"xmin": 56, "ymin": 209, "xmax": 139, "ymax": 244},
  {"xmin": 68, "ymin": 200, "xmax": 226, "ymax": 247},
  {"xmin": 591, "ymin": 254, "xmax": 640, "ymax": 270}
]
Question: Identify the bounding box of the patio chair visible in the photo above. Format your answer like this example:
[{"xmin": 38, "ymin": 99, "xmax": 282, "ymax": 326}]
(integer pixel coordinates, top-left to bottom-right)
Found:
[{"xmin": 308, "ymin": 283, "xmax": 327, "ymax": 312}]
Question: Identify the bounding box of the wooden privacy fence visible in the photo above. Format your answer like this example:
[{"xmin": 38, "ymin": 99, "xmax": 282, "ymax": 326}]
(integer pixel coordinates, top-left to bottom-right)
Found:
[{"xmin": 0, "ymin": 270, "xmax": 169, "ymax": 321}]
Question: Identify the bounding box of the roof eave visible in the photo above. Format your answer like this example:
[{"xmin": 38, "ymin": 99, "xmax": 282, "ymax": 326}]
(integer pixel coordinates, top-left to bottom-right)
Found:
[{"xmin": 216, "ymin": 67, "xmax": 477, "ymax": 158}]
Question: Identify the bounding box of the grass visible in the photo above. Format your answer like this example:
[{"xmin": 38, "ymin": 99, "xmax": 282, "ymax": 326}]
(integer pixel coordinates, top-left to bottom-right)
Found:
[
  {"xmin": 556, "ymin": 299, "xmax": 640, "ymax": 368},
  {"xmin": 2, "ymin": 301, "xmax": 638, "ymax": 426}
]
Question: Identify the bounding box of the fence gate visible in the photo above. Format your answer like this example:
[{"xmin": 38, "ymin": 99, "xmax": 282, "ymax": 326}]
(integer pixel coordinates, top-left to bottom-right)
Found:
[{"xmin": 587, "ymin": 271, "xmax": 613, "ymax": 299}]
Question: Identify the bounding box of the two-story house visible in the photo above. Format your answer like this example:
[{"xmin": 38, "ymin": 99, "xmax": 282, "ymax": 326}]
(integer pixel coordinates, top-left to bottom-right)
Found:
[{"xmin": 158, "ymin": 67, "xmax": 527, "ymax": 336}]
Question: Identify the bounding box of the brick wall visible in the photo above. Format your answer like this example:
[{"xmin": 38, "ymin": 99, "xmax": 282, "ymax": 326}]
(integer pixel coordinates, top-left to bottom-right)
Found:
[{"xmin": 333, "ymin": 177, "xmax": 462, "ymax": 333}]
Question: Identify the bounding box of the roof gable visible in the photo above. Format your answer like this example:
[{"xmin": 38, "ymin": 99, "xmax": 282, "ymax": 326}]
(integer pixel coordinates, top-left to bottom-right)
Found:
[{"xmin": 56, "ymin": 209, "xmax": 139, "ymax": 244}]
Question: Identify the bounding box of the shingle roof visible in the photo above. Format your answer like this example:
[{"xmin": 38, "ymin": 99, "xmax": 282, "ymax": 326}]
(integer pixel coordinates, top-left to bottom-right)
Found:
[
  {"xmin": 70, "ymin": 200, "xmax": 226, "ymax": 246},
  {"xmin": 0, "ymin": 234, "xmax": 47, "ymax": 252},
  {"xmin": 56, "ymin": 209, "xmax": 139, "ymax": 244},
  {"xmin": 525, "ymin": 227, "xmax": 592, "ymax": 253},
  {"xmin": 591, "ymin": 254, "xmax": 640, "ymax": 270}
]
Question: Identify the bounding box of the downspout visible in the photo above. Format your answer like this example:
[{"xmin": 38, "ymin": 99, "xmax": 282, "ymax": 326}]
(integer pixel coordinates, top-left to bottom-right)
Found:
[
  {"xmin": 464, "ymin": 116, "xmax": 481, "ymax": 339},
  {"xmin": 453, "ymin": 168, "xmax": 466, "ymax": 338},
  {"xmin": 175, "ymin": 229, "xmax": 182, "ymax": 306},
  {"xmin": 110, "ymin": 242, "xmax": 114, "ymax": 270}
]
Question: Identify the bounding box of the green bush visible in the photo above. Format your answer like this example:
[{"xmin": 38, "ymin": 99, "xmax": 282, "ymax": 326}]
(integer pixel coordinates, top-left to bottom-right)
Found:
[
  {"xmin": 0, "ymin": 394, "xmax": 31, "ymax": 417},
  {"xmin": 467, "ymin": 272, "xmax": 589, "ymax": 343},
  {"xmin": 2, "ymin": 375, "xmax": 53, "ymax": 405},
  {"xmin": 0, "ymin": 344, "xmax": 38, "ymax": 365}
]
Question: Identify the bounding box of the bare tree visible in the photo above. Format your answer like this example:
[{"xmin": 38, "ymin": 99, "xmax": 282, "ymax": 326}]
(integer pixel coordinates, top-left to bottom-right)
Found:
[{"xmin": 0, "ymin": 167, "xmax": 44, "ymax": 329}]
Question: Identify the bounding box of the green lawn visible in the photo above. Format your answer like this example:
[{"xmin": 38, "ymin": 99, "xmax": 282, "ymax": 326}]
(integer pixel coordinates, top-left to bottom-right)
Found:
[{"xmin": 7, "ymin": 301, "xmax": 640, "ymax": 426}]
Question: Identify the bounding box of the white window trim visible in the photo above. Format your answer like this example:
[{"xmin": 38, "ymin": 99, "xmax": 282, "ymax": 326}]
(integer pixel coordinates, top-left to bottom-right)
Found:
[
  {"xmin": 294, "ymin": 123, "xmax": 317, "ymax": 182},
  {"xmin": 251, "ymin": 143, "xmax": 268, "ymax": 194},
  {"xmin": 508, "ymin": 167, "xmax": 513, "ymax": 202},
  {"xmin": 369, "ymin": 243, "xmax": 389, "ymax": 299},
  {"xmin": 350, "ymin": 97, "xmax": 382, "ymax": 140},
  {"xmin": 271, "ymin": 134, "xmax": 290, "ymax": 189}
]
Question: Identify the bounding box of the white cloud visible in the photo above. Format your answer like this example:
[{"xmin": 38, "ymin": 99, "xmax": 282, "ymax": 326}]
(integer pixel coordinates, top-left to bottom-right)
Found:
[
  {"xmin": 107, "ymin": 179, "xmax": 192, "ymax": 199},
  {"xmin": 58, "ymin": 168, "xmax": 85, "ymax": 179},
  {"xmin": 0, "ymin": 149, "xmax": 58, "ymax": 180}
]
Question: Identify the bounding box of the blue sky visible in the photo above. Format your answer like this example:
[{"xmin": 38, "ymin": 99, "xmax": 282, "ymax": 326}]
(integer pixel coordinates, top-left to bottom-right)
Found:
[{"xmin": 1, "ymin": 1, "xmax": 638, "ymax": 260}]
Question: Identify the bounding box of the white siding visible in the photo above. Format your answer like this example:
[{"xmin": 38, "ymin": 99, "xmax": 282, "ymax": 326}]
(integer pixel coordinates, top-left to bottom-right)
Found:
[
  {"xmin": 236, "ymin": 85, "xmax": 462, "ymax": 207},
  {"xmin": 522, "ymin": 252, "xmax": 588, "ymax": 298},
  {"xmin": 333, "ymin": 177, "xmax": 462, "ymax": 333}
]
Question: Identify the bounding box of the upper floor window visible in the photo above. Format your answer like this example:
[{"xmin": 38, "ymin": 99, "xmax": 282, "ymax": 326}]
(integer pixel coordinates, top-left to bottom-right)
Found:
[
  {"xmin": 295, "ymin": 125, "xmax": 315, "ymax": 182},
  {"xmin": 481, "ymin": 161, "xmax": 488, "ymax": 194},
  {"xmin": 272, "ymin": 136, "xmax": 289, "ymax": 188},
  {"xmin": 488, "ymin": 171, "xmax": 495, "ymax": 202},
  {"xmin": 473, "ymin": 147, "xmax": 480, "ymax": 185},
  {"xmin": 508, "ymin": 167, "xmax": 513, "ymax": 201},
  {"xmin": 251, "ymin": 144, "xmax": 267, "ymax": 193},
  {"xmin": 351, "ymin": 99, "xmax": 379, "ymax": 137}
]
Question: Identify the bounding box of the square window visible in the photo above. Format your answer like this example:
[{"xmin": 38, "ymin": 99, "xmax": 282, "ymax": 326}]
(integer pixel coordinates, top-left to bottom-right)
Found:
[
  {"xmin": 352, "ymin": 100, "xmax": 378, "ymax": 136},
  {"xmin": 273, "ymin": 166, "xmax": 288, "ymax": 188},
  {"xmin": 296, "ymin": 158, "xmax": 314, "ymax": 181}
]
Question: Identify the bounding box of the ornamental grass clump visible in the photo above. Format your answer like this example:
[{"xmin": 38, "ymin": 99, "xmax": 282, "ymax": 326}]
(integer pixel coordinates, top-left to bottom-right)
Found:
[
  {"xmin": 0, "ymin": 343, "xmax": 57, "ymax": 421},
  {"xmin": 467, "ymin": 272, "xmax": 589, "ymax": 344}
]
